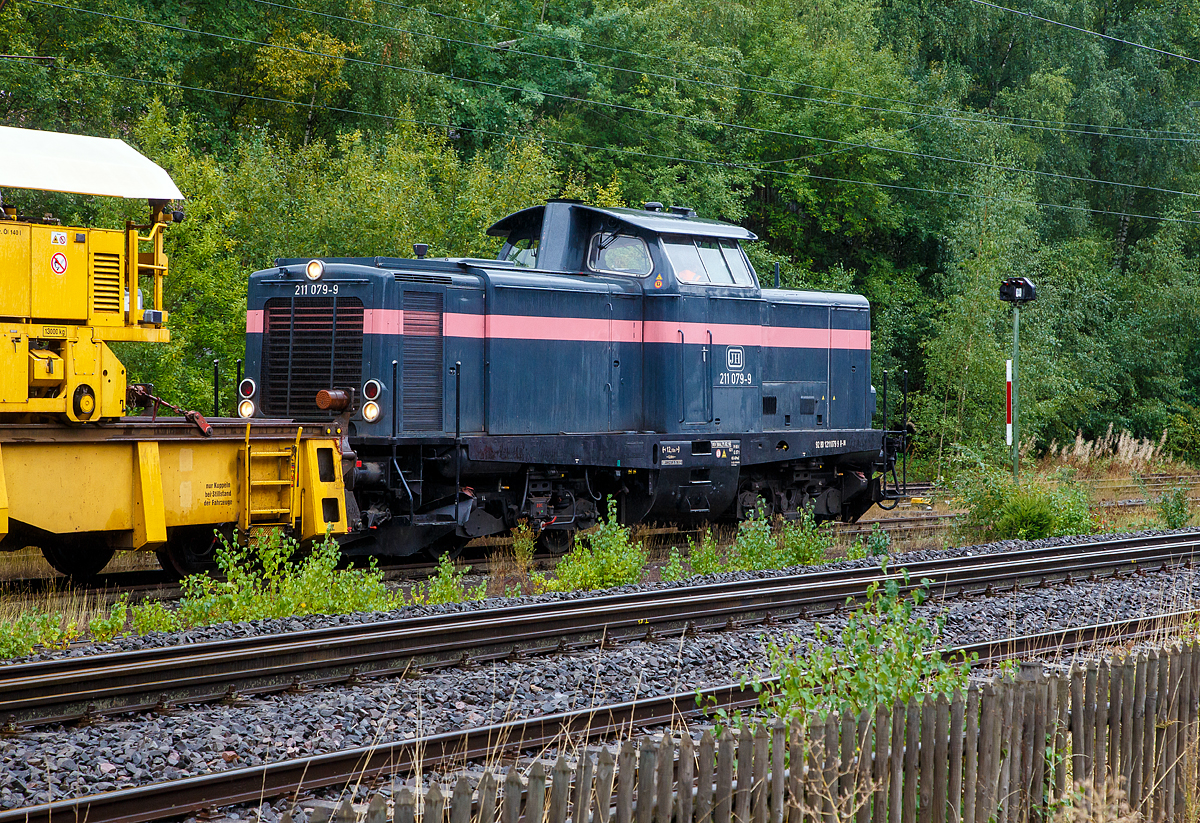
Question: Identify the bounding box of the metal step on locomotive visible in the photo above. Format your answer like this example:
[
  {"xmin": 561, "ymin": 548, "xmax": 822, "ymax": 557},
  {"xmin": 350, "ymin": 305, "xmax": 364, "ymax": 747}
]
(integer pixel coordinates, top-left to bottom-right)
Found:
[
  {"xmin": 0, "ymin": 126, "xmax": 349, "ymax": 578},
  {"xmin": 240, "ymin": 200, "xmax": 904, "ymax": 558}
]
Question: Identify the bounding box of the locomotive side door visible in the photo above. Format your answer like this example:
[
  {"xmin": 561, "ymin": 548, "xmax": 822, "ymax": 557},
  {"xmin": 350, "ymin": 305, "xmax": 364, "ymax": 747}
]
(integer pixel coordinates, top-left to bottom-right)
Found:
[
  {"xmin": 678, "ymin": 288, "xmax": 710, "ymax": 426},
  {"xmin": 829, "ymin": 303, "xmax": 871, "ymax": 430},
  {"xmin": 608, "ymin": 286, "xmax": 644, "ymax": 432},
  {"xmin": 661, "ymin": 231, "xmax": 714, "ymax": 426}
]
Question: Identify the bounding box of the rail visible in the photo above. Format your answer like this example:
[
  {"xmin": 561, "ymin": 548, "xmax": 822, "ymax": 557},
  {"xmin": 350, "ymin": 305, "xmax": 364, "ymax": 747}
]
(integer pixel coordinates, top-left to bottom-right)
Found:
[
  {"xmin": 2, "ymin": 531, "xmax": 1200, "ymax": 728},
  {"xmin": 0, "ymin": 612, "xmax": 1191, "ymax": 823}
]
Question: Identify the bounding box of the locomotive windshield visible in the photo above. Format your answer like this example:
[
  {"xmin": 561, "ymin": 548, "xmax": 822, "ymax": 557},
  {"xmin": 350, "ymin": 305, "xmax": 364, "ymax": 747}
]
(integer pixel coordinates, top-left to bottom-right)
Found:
[
  {"xmin": 501, "ymin": 236, "xmax": 538, "ymax": 267},
  {"xmin": 663, "ymin": 235, "xmax": 756, "ymax": 286},
  {"xmin": 587, "ymin": 232, "xmax": 653, "ymax": 275}
]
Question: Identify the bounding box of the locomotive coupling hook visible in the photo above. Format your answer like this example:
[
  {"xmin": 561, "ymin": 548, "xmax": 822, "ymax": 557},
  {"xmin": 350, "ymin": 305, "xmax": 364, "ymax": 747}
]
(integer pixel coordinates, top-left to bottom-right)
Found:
[{"xmin": 185, "ymin": 411, "xmax": 214, "ymax": 437}]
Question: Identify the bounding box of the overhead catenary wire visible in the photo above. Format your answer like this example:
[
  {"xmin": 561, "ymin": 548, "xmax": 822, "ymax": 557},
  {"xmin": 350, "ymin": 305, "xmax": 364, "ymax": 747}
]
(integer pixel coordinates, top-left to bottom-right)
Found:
[
  {"xmin": 965, "ymin": 0, "xmax": 1200, "ymax": 65},
  {"xmin": 21, "ymin": 0, "xmax": 1200, "ymax": 202},
  {"xmin": 8, "ymin": 56, "xmax": 1200, "ymax": 228},
  {"xmin": 363, "ymin": 0, "xmax": 1200, "ymax": 141},
  {"xmin": 246, "ymin": 0, "xmax": 1200, "ymax": 144}
]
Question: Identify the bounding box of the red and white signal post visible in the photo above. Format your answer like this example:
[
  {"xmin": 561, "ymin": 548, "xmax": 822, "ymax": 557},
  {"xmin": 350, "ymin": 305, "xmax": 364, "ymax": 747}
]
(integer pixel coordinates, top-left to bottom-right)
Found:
[{"xmin": 1006, "ymin": 359, "xmax": 1013, "ymax": 446}]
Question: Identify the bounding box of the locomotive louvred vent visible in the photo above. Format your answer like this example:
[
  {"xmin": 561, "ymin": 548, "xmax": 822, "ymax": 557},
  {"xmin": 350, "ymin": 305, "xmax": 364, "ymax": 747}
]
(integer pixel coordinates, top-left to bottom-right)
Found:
[
  {"xmin": 403, "ymin": 291, "xmax": 443, "ymax": 430},
  {"xmin": 261, "ymin": 296, "xmax": 364, "ymax": 418},
  {"xmin": 394, "ymin": 272, "xmax": 452, "ymax": 285},
  {"xmin": 92, "ymin": 252, "xmax": 122, "ymax": 313}
]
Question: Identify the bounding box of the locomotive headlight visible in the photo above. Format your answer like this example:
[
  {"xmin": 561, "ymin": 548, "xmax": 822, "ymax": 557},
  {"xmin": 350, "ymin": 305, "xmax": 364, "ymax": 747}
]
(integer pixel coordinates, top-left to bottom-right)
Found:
[
  {"xmin": 362, "ymin": 379, "xmax": 382, "ymax": 401},
  {"xmin": 238, "ymin": 378, "xmax": 256, "ymax": 398},
  {"xmin": 237, "ymin": 399, "xmax": 256, "ymax": 419},
  {"xmin": 305, "ymin": 259, "xmax": 325, "ymax": 281},
  {"xmin": 362, "ymin": 401, "xmax": 381, "ymax": 423}
]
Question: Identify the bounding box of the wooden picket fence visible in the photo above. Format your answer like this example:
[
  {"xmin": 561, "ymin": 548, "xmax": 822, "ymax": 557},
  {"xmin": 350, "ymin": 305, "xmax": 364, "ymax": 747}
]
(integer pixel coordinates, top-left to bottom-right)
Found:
[{"xmin": 309, "ymin": 640, "xmax": 1200, "ymax": 823}]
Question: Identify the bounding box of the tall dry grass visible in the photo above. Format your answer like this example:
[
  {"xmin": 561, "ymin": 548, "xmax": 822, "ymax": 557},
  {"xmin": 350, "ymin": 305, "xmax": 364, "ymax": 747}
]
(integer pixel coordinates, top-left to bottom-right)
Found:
[
  {"xmin": 0, "ymin": 586, "xmax": 121, "ymax": 642},
  {"xmin": 1041, "ymin": 425, "xmax": 1177, "ymax": 477},
  {"xmin": 1053, "ymin": 779, "xmax": 1140, "ymax": 823},
  {"xmin": 0, "ymin": 545, "xmax": 159, "ymax": 581}
]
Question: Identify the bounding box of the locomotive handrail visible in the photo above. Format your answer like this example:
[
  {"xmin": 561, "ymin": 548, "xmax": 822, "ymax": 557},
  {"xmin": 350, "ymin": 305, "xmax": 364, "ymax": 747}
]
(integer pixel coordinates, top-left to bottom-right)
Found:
[{"xmin": 877, "ymin": 367, "xmax": 910, "ymax": 505}]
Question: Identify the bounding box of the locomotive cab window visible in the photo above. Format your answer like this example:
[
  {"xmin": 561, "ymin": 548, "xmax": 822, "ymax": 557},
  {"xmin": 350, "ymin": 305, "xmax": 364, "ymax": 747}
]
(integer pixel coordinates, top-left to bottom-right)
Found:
[
  {"xmin": 664, "ymin": 235, "xmax": 756, "ymax": 287},
  {"xmin": 587, "ymin": 232, "xmax": 653, "ymax": 276},
  {"xmin": 499, "ymin": 236, "xmax": 539, "ymax": 268},
  {"xmin": 663, "ymin": 235, "xmax": 709, "ymax": 283},
  {"xmin": 697, "ymin": 239, "xmax": 734, "ymax": 285},
  {"xmin": 721, "ymin": 239, "xmax": 757, "ymax": 286}
]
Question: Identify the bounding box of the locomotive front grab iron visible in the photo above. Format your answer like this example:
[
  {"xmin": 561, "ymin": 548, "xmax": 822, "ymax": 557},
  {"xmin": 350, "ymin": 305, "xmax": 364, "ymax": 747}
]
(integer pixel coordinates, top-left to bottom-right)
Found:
[{"xmin": 241, "ymin": 201, "xmax": 894, "ymax": 557}]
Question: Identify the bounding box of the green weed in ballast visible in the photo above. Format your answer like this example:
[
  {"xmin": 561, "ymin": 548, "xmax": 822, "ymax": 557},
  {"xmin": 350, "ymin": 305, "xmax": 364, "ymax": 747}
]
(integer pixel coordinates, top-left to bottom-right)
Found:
[
  {"xmin": 1156, "ymin": 486, "xmax": 1192, "ymax": 530},
  {"xmin": 778, "ymin": 508, "xmax": 834, "ymax": 565},
  {"xmin": 408, "ymin": 553, "xmax": 486, "ymax": 605},
  {"xmin": 757, "ymin": 574, "xmax": 973, "ymax": 717},
  {"xmin": 539, "ymin": 498, "xmax": 648, "ymax": 591},
  {"xmin": 87, "ymin": 596, "xmax": 130, "ymax": 643},
  {"xmin": 666, "ymin": 510, "xmax": 833, "ymax": 578},
  {"xmin": 687, "ymin": 530, "xmax": 724, "ymax": 576},
  {"xmin": 954, "ymin": 468, "xmax": 1094, "ymax": 541},
  {"xmin": 129, "ymin": 599, "xmax": 181, "ymax": 634},
  {"xmin": 660, "ymin": 546, "xmax": 688, "ymax": 582},
  {"xmin": 995, "ymin": 488, "xmax": 1056, "ymax": 540},
  {"xmin": 0, "ymin": 612, "xmax": 78, "ymax": 658},
  {"xmin": 866, "ymin": 522, "xmax": 892, "ymax": 556},
  {"xmin": 725, "ymin": 507, "xmax": 832, "ymax": 571},
  {"xmin": 726, "ymin": 509, "xmax": 778, "ymax": 570},
  {"xmin": 176, "ymin": 527, "xmax": 403, "ymax": 625}
]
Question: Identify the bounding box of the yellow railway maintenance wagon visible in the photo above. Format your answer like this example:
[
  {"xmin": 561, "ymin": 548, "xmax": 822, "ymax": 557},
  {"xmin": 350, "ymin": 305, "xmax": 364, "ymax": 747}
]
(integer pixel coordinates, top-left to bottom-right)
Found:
[
  {"xmin": 0, "ymin": 419, "xmax": 350, "ymax": 576},
  {"xmin": 0, "ymin": 127, "xmax": 350, "ymax": 577}
]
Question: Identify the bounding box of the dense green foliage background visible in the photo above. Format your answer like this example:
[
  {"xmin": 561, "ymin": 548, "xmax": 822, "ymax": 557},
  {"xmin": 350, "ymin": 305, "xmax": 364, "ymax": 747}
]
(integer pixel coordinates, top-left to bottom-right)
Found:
[{"xmin": 4, "ymin": 0, "xmax": 1200, "ymax": 464}]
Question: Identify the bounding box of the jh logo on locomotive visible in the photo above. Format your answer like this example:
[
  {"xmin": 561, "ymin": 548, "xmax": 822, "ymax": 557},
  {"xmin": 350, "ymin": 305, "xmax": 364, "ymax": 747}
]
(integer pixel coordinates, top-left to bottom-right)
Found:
[{"xmin": 726, "ymin": 346, "xmax": 744, "ymax": 371}]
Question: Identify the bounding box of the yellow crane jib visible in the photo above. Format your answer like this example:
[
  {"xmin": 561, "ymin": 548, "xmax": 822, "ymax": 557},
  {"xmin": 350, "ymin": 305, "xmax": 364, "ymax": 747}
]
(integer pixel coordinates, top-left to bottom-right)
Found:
[
  {"xmin": 0, "ymin": 126, "xmax": 183, "ymax": 423},
  {"xmin": 0, "ymin": 127, "xmax": 350, "ymax": 579}
]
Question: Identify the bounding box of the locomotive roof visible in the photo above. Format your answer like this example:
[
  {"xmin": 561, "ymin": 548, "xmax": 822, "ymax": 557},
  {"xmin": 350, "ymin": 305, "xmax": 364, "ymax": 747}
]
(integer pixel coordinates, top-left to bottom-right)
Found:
[{"xmin": 488, "ymin": 202, "xmax": 757, "ymax": 241}]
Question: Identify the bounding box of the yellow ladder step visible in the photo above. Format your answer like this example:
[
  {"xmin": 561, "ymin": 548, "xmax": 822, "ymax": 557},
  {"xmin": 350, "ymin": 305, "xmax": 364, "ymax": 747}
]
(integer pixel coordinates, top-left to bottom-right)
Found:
[
  {"xmin": 251, "ymin": 507, "xmax": 292, "ymax": 516},
  {"xmin": 251, "ymin": 450, "xmax": 292, "ymax": 458},
  {"xmin": 251, "ymin": 479, "xmax": 292, "ymax": 487}
]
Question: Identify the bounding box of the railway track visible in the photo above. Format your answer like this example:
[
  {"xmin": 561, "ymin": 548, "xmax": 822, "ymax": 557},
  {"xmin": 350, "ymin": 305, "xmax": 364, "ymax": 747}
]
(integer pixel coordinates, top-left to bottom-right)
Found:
[
  {"xmin": 0, "ymin": 553, "xmax": 522, "ymax": 599},
  {"xmin": 0, "ymin": 516, "xmax": 955, "ymax": 598},
  {"xmin": 0, "ymin": 609, "xmax": 1189, "ymax": 823},
  {"xmin": 3, "ymin": 474, "xmax": 1195, "ymax": 594},
  {"xmin": 3, "ymin": 530, "xmax": 1200, "ymax": 730}
]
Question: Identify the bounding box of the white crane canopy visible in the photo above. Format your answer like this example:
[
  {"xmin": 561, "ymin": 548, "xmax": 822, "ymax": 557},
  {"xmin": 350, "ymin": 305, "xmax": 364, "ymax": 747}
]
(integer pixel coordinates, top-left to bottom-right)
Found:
[{"xmin": 0, "ymin": 125, "xmax": 184, "ymax": 201}]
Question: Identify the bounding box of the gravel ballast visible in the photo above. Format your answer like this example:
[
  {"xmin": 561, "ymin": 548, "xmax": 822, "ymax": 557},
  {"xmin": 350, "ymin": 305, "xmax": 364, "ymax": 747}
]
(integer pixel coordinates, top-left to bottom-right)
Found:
[
  {"xmin": 4, "ymin": 527, "xmax": 1193, "ymax": 665},
  {"xmin": 2, "ymin": 527, "xmax": 1199, "ymax": 810}
]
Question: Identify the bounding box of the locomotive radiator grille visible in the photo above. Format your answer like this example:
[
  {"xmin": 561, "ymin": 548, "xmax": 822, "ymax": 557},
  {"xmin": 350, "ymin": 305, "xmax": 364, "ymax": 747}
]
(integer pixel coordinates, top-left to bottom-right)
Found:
[
  {"xmin": 262, "ymin": 296, "xmax": 364, "ymax": 418},
  {"xmin": 402, "ymin": 292, "xmax": 443, "ymax": 430},
  {"xmin": 92, "ymin": 252, "xmax": 122, "ymax": 313}
]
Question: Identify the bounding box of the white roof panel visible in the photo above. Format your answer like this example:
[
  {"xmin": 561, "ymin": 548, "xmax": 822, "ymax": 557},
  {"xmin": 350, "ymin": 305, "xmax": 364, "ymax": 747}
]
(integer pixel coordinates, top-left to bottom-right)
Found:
[{"xmin": 0, "ymin": 126, "xmax": 183, "ymax": 201}]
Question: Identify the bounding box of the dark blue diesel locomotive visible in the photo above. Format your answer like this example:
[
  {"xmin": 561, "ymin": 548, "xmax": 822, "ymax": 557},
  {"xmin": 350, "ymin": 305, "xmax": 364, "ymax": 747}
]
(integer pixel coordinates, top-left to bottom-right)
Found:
[{"xmin": 239, "ymin": 201, "xmax": 891, "ymax": 556}]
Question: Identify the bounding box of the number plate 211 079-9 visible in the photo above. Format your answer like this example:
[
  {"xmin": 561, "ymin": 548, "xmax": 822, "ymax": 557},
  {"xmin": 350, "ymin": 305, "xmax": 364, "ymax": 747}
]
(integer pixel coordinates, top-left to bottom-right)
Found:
[{"xmin": 294, "ymin": 283, "xmax": 339, "ymax": 296}]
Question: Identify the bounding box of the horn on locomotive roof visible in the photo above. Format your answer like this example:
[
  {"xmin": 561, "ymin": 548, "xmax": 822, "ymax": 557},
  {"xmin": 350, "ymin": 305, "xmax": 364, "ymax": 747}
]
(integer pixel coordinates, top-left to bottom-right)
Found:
[
  {"xmin": 668, "ymin": 205, "xmax": 697, "ymax": 217},
  {"xmin": 643, "ymin": 201, "xmax": 664, "ymax": 212}
]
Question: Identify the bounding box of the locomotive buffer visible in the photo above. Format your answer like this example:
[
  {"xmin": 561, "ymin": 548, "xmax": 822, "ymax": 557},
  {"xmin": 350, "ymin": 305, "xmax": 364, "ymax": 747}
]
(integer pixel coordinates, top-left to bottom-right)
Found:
[{"xmin": 0, "ymin": 127, "xmax": 348, "ymax": 578}]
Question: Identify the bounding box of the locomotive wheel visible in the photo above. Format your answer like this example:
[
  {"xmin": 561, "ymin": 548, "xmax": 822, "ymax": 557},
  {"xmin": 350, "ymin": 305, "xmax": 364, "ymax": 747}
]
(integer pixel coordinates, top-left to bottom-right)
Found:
[
  {"xmin": 538, "ymin": 528, "xmax": 574, "ymax": 555},
  {"xmin": 156, "ymin": 526, "xmax": 220, "ymax": 578},
  {"xmin": 40, "ymin": 535, "xmax": 115, "ymax": 580}
]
